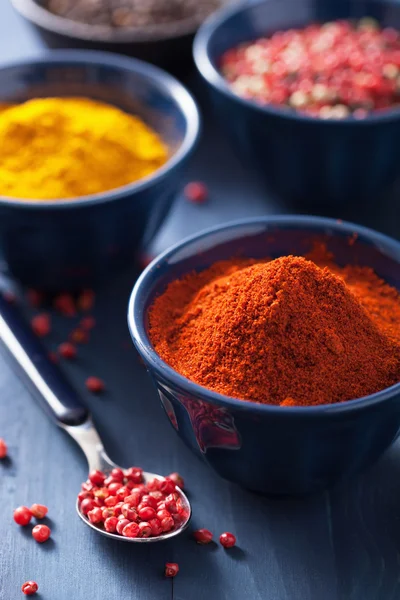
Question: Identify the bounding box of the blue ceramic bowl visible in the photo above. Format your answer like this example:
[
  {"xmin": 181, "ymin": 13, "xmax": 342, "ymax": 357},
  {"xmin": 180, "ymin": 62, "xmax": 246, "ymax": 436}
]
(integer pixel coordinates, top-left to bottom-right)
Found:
[
  {"xmin": 193, "ymin": 0, "xmax": 400, "ymax": 210},
  {"xmin": 0, "ymin": 51, "xmax": 200, "ymax": 291},
  {"xmin": 128, "ymin": 216, "xmax": 400, "ymax": 495}
]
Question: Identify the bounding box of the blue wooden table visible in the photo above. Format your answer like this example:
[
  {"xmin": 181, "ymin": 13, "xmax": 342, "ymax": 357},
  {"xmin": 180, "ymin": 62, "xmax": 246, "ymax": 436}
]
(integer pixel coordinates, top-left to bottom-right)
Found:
[{"xmin": 1, "ymin": 3, "xmax": 400, "ymax": 599}]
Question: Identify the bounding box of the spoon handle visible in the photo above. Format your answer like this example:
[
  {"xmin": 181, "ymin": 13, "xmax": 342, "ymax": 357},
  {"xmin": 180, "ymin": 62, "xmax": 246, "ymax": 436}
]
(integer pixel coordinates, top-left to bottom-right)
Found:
[{"xmin": 0, "ymin": 293, "xmax": 88, "ymax": 426}]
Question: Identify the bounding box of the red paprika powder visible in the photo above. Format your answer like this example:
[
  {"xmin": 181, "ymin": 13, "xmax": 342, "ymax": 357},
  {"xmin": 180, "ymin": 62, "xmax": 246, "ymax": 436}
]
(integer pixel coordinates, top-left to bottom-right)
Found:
[{"xmin": 149, "ymin": 249, "xmax": 400, "ymax": 407}]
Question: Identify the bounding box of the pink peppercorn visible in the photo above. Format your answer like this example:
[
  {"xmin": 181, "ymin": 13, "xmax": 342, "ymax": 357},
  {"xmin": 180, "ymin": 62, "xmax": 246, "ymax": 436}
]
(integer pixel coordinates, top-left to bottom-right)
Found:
[
  {"xmin": 80, "ymin": 315, "xmax": 96, "ymax": 330},
  {"xmin": 30, "ymin": 504, "xmax": 48, "ymax": 519},
  {"xmin": 122, "ymin": 522, "xmax": 140, "ymax": 538},
  {"xmin": 193, "ymin": 529, "xmax": 213, "ymax": 544},
  {"xmin": 21, "ymin": 581, "xmax": 38, "ymax": 595},
  {"xmin": 58, "ymin": 342, "xmax": 77, "ymax": 360},
  {"xmin": 88, "ymin": 507, "xmax": 103, "ymax": 524},
  {"xmin": 14, "ymin": 506, "xmax": 32, "ymax": 526},
  {"xmin": 149, "ymin": 518, "xmax": 163, "ymax": 536},
  {"xmin": 111, "ymin": 468, "xmax": 124, "ymax": 481},
  {"xmin": 54, "ymin": 293, "xmax": 76, "ymax": 317},
  {"xmin": 219, "ymin": 532, "xmax": 236, "ymax": 548},
  {"xmin": 168, "ymin": 472, "xmax": 185, "ymax": 489},
  {"xmin": 80, "ymin": 498, "xmax": 95, "ymax": 515},
  {"xmin": 165, "ymin": 563, "xmax": 179, "ymax": 578},
  {"xmin": 138, "ymin": 506, "xmax": 157, "ymax": 521},
  {"xmin": 70, "ymin": 328, "xmax": 89, "ymax": 344},
  {"xmin": 0, "ymin": 438, "xmax": 7, "ymax": 458},
  {"xmin": 164, "ymin": 494, "xmax": 178, "ymax": 514},
  {"xmin": 31, "ymin": 313, "xmax": 51, "ymax": 338},
  {"xmin": 161, "ymin": 516, "xmax": 174, "ymax": 532},
  {"xmin": 139, "ymin": 494, "xmax": 157, "ymax": 509},
  {"xmin": 104, "ymin": 517, "xmax": 118, "ymax": 533},
  {"xmin": 184, "ymin": 181, "xmax": 208, "ymax": 204},
  {"xmin": 116, "ymin": 518, "xmax": 130, "ymax": 534},
  {"xmin": 220, "ymin": 19, "xmax": 400, "ymax": 117},
  {"xmin": 85, "ymin": 376, "xmax": 105, "ymax": 394},
  {"xmin": 78, "ymin": 289, "xmax": 95, "ymax": 312},
  {"xmin": 104, "ymin": 495, "xmax": 118, "ymax": 507},
  {"xmin": 125, "ymin": 467, "xmax": 143, "ymax": 483},
  {"xmin": 160, "ymin": 478, "xmax": 176, "ymax": 495},
  {"xmin": 32, "ymin": 524, "xmax": 51, "ymax": 543},
  {"xmin": 121, "ymin": 503, "xmax": 138, "ymax": 521},
  {"xmin": 89, "ymin": 469, "xmax": 106, "ymax": 486},
  {"xmin": 139, "ymin": 521, "xmax": 152, "ymax": 537}
]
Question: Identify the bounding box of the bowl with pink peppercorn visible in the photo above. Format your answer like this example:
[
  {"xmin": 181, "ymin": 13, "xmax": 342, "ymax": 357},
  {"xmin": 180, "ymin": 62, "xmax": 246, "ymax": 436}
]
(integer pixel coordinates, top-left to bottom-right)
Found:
[{"xmin": 193, "ymin": 0, "xmax": 400, "ymax": 209}]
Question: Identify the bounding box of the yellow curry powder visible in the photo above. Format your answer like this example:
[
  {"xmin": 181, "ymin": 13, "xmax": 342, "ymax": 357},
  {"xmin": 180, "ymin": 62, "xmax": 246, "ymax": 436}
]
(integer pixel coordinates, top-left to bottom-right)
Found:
[{"xmin": 0, "ymin": 97, "xmax": 168, "ymax": 200}]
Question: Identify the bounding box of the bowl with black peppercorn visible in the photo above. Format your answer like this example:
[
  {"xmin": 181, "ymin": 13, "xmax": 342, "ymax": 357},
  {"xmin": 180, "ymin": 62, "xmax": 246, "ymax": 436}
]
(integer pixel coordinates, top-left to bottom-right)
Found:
[
  {"xmin": 128, "ymin": 216, "xmax": 400, "ymax": 496},
  {"xmin": 12, "ymin": 0, "xmax": 234, "ymax": 74},
  {"xmin": 194, "ymin": 0, "xmax": 400, "ymax": 210}
]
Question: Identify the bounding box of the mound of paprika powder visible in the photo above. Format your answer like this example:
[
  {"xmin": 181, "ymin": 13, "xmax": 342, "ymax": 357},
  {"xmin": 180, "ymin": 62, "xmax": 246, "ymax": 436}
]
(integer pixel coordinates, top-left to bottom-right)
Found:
[{"xmin": 149, "ymin": 252, "xmax": 400, "ymax": 406}]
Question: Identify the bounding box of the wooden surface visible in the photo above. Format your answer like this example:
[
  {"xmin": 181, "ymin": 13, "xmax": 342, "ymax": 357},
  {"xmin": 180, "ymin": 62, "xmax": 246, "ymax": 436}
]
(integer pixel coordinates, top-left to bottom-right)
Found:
[{"xmin": 2, "ymin": 2, "xmax": 400, "ymax": 599}]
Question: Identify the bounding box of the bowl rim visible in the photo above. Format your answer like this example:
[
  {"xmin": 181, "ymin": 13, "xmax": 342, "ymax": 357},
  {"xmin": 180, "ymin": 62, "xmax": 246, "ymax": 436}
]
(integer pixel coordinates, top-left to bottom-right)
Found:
[
  {"xmin": 12, "ymin": 0, "xmax": 235, "ymax": 43},
  {"xmin": 0, "ymin": 50, "xmax": 200, "ymax": 210},
  {"xmin": 193, "ymin": 0, "xmax": 400, "ymax": 125},
  {"xmin": 128, "ymin": 215, "xmax": 400, "ymax": 416}
]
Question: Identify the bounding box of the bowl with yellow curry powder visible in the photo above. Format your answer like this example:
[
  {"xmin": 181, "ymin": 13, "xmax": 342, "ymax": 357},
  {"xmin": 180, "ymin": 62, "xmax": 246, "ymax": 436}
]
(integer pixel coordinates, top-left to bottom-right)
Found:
[
  {"xmin": 129, "ymin": 216, "xmax": 400, "ymax": 495},
  {"xmin": 0, "ymin": 51, "xmax": 199, "ymax": 290}
]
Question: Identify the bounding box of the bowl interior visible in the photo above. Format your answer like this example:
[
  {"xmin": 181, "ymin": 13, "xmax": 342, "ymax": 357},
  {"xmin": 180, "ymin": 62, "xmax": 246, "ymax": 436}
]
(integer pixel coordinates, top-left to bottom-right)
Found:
[
  {"xmin": 0, "ymin": 55, "xmax": 194, "ymax": 161},
  {"xmin": 132, "ymin": 218, "xmax": 400, "ymax": 402},
  {"xmin": 15, "ymin": 0, "xmax": 236, "ymax": 42},
  {"xmin": 202, "ymin": 0, "xmax": 400, "ymax": 76}
]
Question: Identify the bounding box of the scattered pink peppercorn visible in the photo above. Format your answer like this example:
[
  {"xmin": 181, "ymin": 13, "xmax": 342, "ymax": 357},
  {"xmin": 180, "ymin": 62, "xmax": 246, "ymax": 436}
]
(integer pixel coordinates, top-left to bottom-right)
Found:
[
  {"xmin": 21, "ymin": 581, "xmax": 38, "ymax": 595},
  {"xmin": 0, "ymin": 438, "xmax": 7, "ymax": 458},
  {"xmin": 165, "ymin": 563, "xmax": 179, "ymax": 578},
  {"xmin": 184, "ymin": 181, "xmax": 208, "ymax": 204},
  {"xmin": 70, "ymin": 328, "xmax": 89, "ymax": 344},
  {"xmin": 193, "ymin": 529, "xmax": 213, "ymax": 544},
  {"xmin": 54, "ymin": 293, "xmax": 76, "ymax": 317},
  {"xmin": 30, "ymin": 504, "xmax": 48, "ymax": 519},
  {"xmin": 85, "ymin": 376, "xmax": 105, "ymax": 394},
  {"xmin": 78, "ymin": 289, "xmax": 95, "ymax": 312},
  {"xmin": 80, "ymin": 315, "xmax": 96, "ymax": 330},
  {"xmin": 14, "ymin": 506, "xmax": 32, "ymax": 526},
  {"xmin": 219, "ymin": 532, "xmax": 236, "ymax": 548},
  {"xmin": 32, "ymin": 524, "xmax": 51, "ymax": 543},
  {"xmin": 168, "ymin": 472, "xmax": 184, "ymax": 489},
  {"xmin": 58, "ymin": 342, "xmax": 77, "ymax": 360},
  {"xmin": 31, "ymin": 313, "xmax": 51, "ymax": 338}
]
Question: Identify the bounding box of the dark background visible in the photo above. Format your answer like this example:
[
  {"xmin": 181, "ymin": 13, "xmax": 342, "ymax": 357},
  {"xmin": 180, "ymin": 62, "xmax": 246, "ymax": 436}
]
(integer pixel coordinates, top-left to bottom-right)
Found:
[{"xmin": 1, "ymin": 2, "xmax": 400, "ymax": 599}]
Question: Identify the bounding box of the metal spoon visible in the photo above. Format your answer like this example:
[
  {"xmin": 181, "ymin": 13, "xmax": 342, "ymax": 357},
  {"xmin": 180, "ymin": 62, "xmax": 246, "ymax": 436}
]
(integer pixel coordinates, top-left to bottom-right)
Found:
[{"xmin": 0, "ymin": 293, "xmax": 191, "ymax": 542}]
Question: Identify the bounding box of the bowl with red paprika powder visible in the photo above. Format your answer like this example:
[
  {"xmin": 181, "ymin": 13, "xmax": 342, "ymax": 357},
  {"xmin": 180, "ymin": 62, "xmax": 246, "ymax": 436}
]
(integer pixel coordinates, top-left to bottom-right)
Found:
[
  {"xmin": 193, "ymin": 0, "xmax": 400, "ymax": 210},
  {"xmin": 128, "ymin": 216, "xmax": 400, "ymax": 495}
]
